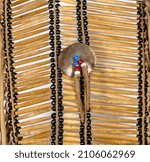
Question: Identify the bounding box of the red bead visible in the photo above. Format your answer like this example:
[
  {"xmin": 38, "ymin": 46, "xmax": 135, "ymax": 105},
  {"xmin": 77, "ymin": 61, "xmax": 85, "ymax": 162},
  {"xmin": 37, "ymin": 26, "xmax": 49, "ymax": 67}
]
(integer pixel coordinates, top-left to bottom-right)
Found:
[
  {"xmin": 75, "ymin": 65, "xmax": 81, "ymax": 71},
  {"xmin": 78, "ymin": 59, "xmax": 84, "ymax": 64}
]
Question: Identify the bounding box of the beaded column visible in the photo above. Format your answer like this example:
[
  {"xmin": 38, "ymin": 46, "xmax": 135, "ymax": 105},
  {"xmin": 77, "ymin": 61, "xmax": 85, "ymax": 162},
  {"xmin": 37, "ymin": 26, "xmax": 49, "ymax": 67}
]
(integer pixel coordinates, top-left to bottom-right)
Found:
[
  {"xmin": 137, "ymin": 0, "xmax": 149, "ymax": 145},
  {"xmin": 48, "ymin": 0, "xmax": 64, "ymax": 145},
  {"xmin": 1, "ymin": 0, "xmax": 20, "ymax": 144},
  {"xmin": 145, "ymin": 0, "xmax": 150, "ymax": 145},
  {"xmin": 76, "ymin": 0, "xmax": 92, "ymax": 145},
  {"xmin": 0, "ymin": 0, "xmax": 7, "ymax": 144}
]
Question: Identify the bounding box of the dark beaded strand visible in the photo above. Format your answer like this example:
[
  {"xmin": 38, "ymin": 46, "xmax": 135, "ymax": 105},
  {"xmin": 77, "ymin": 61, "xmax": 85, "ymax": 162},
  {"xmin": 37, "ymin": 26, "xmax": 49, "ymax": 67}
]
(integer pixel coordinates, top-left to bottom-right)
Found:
[
  {"xmin": 82, "ymin": 0, "xmax": 92, "ymax": 145},
  {"xmin": 76, "ymin": 0, "xmax": 83, "ymax": 43},
  {"xmin": 76, "ymin": 0, "xmax": 85, "ymax": 145},
  {"xmin": 48, "ymin": 0, "xmax": 56, "ymax": 145},
  {"xmin": 55, "ymin": 0, "xmax": 64, "ymax": 145},
  {"xmin": 137, "ymin": 2, "xmax": 143, "ymax": 145},
  {"xmin": 136, "ymin": 1, "xmax": 149, "ymax": 145},
  {"xmin": 80, "ymin": 76, "xmax": 85, "ymax": 145},
  {"xmin": 76, "ymin": 0, "xmax": 92, "ymax": 145},
  {"xmin": 82, "ymin": 0, "xmax": 90, "ymax": 46},
  {"xmin": 2, "ymin": 0, "xmax": 12, "ymax": 132},
  {"xmin": 142, "ymin": 2, "xmax": 149, "ymax": 145},
  {"xmin": 144, "ymin": 68, "xmax": 149, "ymax": 145},
  {"xmin": 7, "ymin": 0, "xmax": 20, "ymax": 143},
  {"xmin": 48, "ymin": 0, "xmax": 63, "ymax": 145},
  {"xmin": 2, "ymin": 0, "xmax": 20, "ymax": 144}
]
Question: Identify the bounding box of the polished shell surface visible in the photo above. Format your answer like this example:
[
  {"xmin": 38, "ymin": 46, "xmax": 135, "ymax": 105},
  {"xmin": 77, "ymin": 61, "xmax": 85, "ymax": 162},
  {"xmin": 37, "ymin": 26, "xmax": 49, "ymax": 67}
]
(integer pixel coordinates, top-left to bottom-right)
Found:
[{"xmin": 58, "ymin": 43, "xmax": 96, "ymax": 77}]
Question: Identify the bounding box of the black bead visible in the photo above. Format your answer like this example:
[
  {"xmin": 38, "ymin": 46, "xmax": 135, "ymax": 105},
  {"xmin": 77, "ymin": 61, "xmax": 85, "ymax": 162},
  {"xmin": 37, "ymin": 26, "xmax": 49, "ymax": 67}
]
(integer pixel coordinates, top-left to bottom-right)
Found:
[
  {"xmin": 50, "ymin": 47, "xmax": 54, "ymax": 51},
  {"xmin": 87, "ymin": 137, "xmax": 92, "ymax": 141},
  {"xmin": 51, "ymin": 142, "xmax": 56, "ymax": 145},
  {"xmin": 58, "ymin": 135, "xmax": 63, "ymax": 139},
  {"xmin": 87, "ymin": 119, "xmax": 91, "ymax": 124},
  {"xmin": 85, "ymin": 36, "xmax": 89, "ymax": 42},
  {"xmin": 51, "ymin": 119, "xmax": 56, "ymax": 124},
  {"xmin": 57, "ymin": 41, "xmax": 61, "ymax": 45},
  {"xmin": 52, "ymin": 106, "xmax": 56, "ymax": 111},
  {"xmin": 58, "ymin": 84, "xmax": 62, "ymax": 89},
  {"xmin": 77, "ymin": 26, "xmax": 82, "ymax": 31},
  {"xmin": 50, "ymin": 52, "xmax": 55, "ymax": 57},
  {"xmin": 77, "ymin": 1, "xmax": 81, "ymax": 5},
  {"xmin": 78, "ymin": 32, "xmax": 82, "ymax": 37},
  {"xmin": 59, "ymin": 118, "xmax": 64, "ymax": 123},
  {"xmin": 56, "ymin": 30, "xmax": 60, "ymax": 34},
  {"xmin": 51, "ymin": 94, "xmax": 56, "ymax": 100},
  {"xmin": 58, "ymin": 106, "xmax": 64, "ymax": 111},
  {"xmin": 58, "ymin": 141, "xmax": 63, "ymax": 145},
  {"xmin": 58, "ymin": 123, "xmax": 63, "ymax": 128},
  {"xmin": 80, "ymin": 141, "xmax": 85, "ymax": 145},
  {"xmin": 58, "ymin": 112, "xmax": 63, "ymax": 117},
  {"xmin": 51, "ymin": 78, "xmax": 56, "ymax": 83},
  {"xmin": 58, "ymin": 95, "xmax": 63, "ymax": 100},
  {"xmin": 77, "ymin": 16, "xmax": 81, "ymax": 20},
  {"xmin": 86, "ymin": 42, "xmax": 90, "ymax": 46},
  {"xmin": 55, "ymin": 3, "xmax": 60, "ymax": 8},
  {"xmin": 49, "ymin": 10, "xmax": 54, "ymax": 15},
  {"xmin": 58, "ymin": 101, "xmax": 62, "ymax": 105},
  {"xmin": 83, "ymin": 11, "xmax": 87, "ymax": 15},
  {"xmin": 50, "ymin": 35, "xmax": 54, "ymax": 40},
  {"xmin": 80, "ymin": 136, "xmax": 84, "ymax": 141},
  {"xmin": 49, "ymin": 30, "xmax": 54, "ymax": 35},
  {"xmin": 80, "ymin": 124, "xmax": 84, "ymax": 129},
  {"xmin": 51, "ymin": 125, "xmax": 56, "ymax": 130},
  {"xmin": 59, "ymin": 129, "xmax": 63, "ymax": 134},
  {"xmin": 87, "ymin": 113, "xmax": 91, "ymax": 118},
  {"xmin": 50, "ymin": 63, "xmax": 55, "ymax": 68},
  {"xmin": 48, "ymin": 4, "xmax": 53, "ymax": 9},
  {"xmin": 51, "ymin": 135, "xmax": 56, "ymax": 141},
  {"xmin": 77, "ymin": 11, "xmax": 81, "ymax": 16},
  {"xmin": 87, "ymin": 125, "xmax": 91, "ymax": 131},
  {"xmin": 58, "ymin": 90, "xmax": 62, "ymax": 94},
  {"xmin": 87, "ymin": 131, "xmax": 91, "ymax": 136},
  {"xmin": 56, "ymin": 35, "xmax": 60, "ymax": 40},
  {"xmin": 80, "ymin": 131, "xmax": 84, "ymax": 135},
  {"xmin": 52, "ymin": 129, "xmax": 56, "ymax": 135},
  {"xmin": 78, "ymin": 37, "xmax": 82, "ymax": 42},
  {"xmin": 50, "ymin": 84, "xmax": 56, "ymax": 90},
  {"xmin": 50, "ymin": 58, "xmax": 55, "ymax": 62},
  {"xmin": 50, "ymin": 73, "xmax": 56, "ymax": 78},
  {"xmin": 87, "ymin": 141, "xmax": 92, "ymax": 145},
  {"xmin": 52, "ymin": 89, "xmax": 56, "ymax": 94},
  {"xmin": 51, "ymin": 113, "xmax": 56, "ymax": 118},
  {"xmin": 52, "ymin": 100, "xmax": 56, "ymax": 106},
  {"xmin": 58, "ymin": 73, "xmax": 62, "ymax": 77},
  {"xmin": 84, "ymin": 31, "xmax": 88, "ymax": 36},
  {"xmin": 56, "ymin": 25, "xmax": 60, "ymax": 30},
  {"xmin": 77, "ymin": 21, "xmax": 81, "ymax": 26},
  {"xmin": 83, "ymin": 5, "xmax": 87, "ymax": 10}
]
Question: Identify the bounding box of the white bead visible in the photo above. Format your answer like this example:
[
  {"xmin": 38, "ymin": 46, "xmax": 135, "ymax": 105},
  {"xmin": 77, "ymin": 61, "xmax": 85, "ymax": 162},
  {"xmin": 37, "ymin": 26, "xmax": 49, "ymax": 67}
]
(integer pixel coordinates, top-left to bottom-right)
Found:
[
  {"xmin": 75, "ymin": 71, "xmax": 81, "ymax": 75},
  {"xmin": 81, "ymin": 62, "xmax": 87, "ymax": 67}
]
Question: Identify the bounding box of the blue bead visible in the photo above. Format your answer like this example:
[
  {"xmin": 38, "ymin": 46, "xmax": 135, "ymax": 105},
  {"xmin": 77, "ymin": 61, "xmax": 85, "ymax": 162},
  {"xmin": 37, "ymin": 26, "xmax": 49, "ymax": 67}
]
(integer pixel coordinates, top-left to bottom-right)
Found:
[
  {"xmin": 73, "ymin": 55, "xmax": 80, "ymax": 61},
  {"xmin": 72, "ymin": 61, "xmax": 79, "ymax": 67}
]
